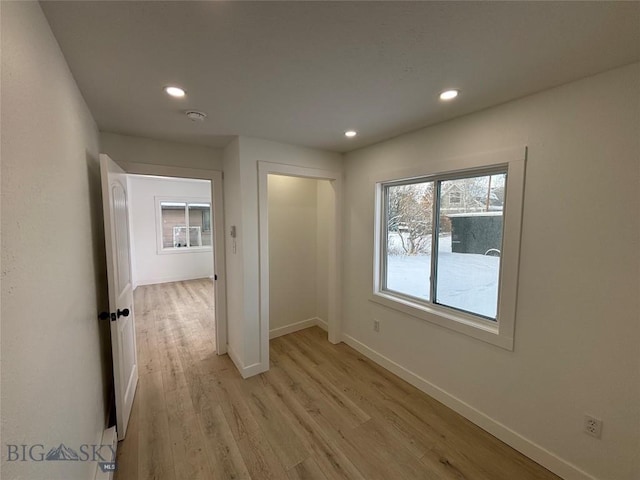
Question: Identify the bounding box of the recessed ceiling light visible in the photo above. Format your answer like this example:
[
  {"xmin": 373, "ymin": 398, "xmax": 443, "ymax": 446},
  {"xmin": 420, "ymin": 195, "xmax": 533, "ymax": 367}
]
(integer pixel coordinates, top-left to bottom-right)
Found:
[
  {"xmin": 164, "ymin": 86, "xmax": 186, "ymax": 98},
  {"xmin": 345, "ymin": 130, "xmax": 357, "ymax": 138},
  {"xmin": 439, "ymin": 89, "xmax": 459, "ymax": 101}
]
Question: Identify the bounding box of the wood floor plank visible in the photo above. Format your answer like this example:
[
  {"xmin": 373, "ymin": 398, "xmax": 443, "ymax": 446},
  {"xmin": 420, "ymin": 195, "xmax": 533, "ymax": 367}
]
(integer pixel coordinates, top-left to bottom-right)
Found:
[
  {"xmin": 340, "ymin": 418, "xmax": 435, "ymax": 480},
  {"xmin": 268, "ymin": 349, "xmax": 368, "ymax": 434},
  {"xmin": 211, "ymin": 363, "xmax": 261, "ymax": 442},
  {"xmin": 198, "ymin": 403, "xmax": 252, "ymax": 480},
  {"xmin": 238, "ymin": 374, "xmax": 310, "ymax": 469},
  {"xmin": 279, "ymin": 333, "xmax": 438, "ymax": 458},
  {"xmin": 236, "ymin": 427, "xmax": 290, "ymax": 480},
  {"xmin": 116, "ymin": 280, "xmax": 561, "ymax": 480},
  {"xmin": 259, "ymin": 367, "xmax": 367, "ymax": 480},
  {"xmin": 137, "ymin": 372, "xmax": 175, "ymax": 480},
  {"xmin": 271, "ymin": 337, "xmax": 371, "ymax": 429},
  {"xmin": 114, "ymin": 390, "xmax": 139, "ymax": 479},
  {"xmin": 156, "ymin": 315, "xmax": 184, "ymax": 393},
  {"xmin": 164, "ymin": 378, "xmax": 213, "ymax": 480},
  {"xmin": 287, "ymin": 457, "xmax": 330, "ymax": 480}
]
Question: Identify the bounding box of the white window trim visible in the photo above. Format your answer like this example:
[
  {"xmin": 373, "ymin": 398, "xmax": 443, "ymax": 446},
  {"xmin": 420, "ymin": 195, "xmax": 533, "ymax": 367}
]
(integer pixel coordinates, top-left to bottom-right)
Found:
[
  {"xmin": 371, "ymin": 146, "xmax": 526, "ymax": 350},
  {"xmin": 155, "ymin": 196, "xmax": 213, "ymax": 255}
]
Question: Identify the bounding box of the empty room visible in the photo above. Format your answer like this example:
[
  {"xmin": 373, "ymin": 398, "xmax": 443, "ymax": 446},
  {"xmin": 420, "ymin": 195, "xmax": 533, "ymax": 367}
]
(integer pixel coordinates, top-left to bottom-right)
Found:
[{"xmin": 2, "ymin": 2, "xmax": 639, "ymax": 480}]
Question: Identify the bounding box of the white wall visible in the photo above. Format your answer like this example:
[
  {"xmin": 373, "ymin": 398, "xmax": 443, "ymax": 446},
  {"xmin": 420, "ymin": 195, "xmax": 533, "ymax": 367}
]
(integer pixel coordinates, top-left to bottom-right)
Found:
[
  {"xmin": 268, "ymin": 176, "xmax": 329, "ymax": 333},
  {"xmin": 1, "ymin": 2, "xmax": 109, "ymax": 479},
  {"xmin": 223, "ymin": 138, "xmax": 245, "ymax": 364},
  {"xmin": 100, "ymin": 131, "xmax": 223, "ymax": 171},
  {"xmin": 342, "ymin": 63, "xmax": 640, "ymax": 480},
  {"xmin": 316, "ymin": 180, "xmax": 332, "ymax": 324},
  {"xmin": 127, "ymin": 175, "xmax": 213, "ymax": 287}
]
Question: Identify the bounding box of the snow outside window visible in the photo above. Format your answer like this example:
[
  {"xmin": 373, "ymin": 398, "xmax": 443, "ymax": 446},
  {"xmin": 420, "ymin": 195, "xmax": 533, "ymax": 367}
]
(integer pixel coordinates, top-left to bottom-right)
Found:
[{"xmin": 373, "ymin": 149, "xmax": 526, "ymax": 350}]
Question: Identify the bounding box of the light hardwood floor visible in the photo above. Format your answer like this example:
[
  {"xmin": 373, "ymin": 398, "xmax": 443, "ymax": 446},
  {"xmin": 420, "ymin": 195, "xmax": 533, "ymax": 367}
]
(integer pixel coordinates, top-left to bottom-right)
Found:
[{"xmin": 115, "ymin": 279, "xmax": 561, "ymax": 480}]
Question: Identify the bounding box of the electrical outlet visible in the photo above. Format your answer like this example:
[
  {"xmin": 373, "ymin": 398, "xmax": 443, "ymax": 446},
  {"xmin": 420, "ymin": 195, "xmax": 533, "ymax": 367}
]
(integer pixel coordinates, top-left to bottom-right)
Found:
[
  {"xmin": 584, "ymin": 415, "xmax": 602, "ymax": 439},
  {"xmin": 373, "ymin": 319, "xmax": 380, "ymax": 332}
]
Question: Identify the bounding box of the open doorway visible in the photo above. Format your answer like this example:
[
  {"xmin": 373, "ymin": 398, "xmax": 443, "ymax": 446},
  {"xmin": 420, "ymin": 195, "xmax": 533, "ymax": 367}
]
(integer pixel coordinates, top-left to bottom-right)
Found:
[
  {"xmin": 102, "ymin": 160, "xmax": 230, "ymax": 474},
  {"xmin": 120, "ymin": 162, "xmax": 227, "ymax": 354},
  {"xmin": 126, "ymin": 174, "xmax": 217, "ymax": 371},
  {"xmin": 258, "ymin": 161, "xmax": 342, "ymax": 371},
  {"xmin": 267, "ymin": 175, "xmax": 332, "ymax": 338}
]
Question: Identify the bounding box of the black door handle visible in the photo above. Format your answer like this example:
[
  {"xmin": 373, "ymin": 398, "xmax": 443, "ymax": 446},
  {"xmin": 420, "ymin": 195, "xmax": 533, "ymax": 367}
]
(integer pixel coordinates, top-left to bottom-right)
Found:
[{"xmin": 99, "ymin": 308, "xmax": 130, "ymax": 321}]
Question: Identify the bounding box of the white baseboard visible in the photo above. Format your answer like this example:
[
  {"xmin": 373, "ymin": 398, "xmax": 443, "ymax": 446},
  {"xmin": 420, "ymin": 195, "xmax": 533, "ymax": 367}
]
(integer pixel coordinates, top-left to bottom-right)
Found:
[
  {"xmin": 94, "ymin": 426, "xmax": 117, "ymax": 480},
  {"xmin": 227, "ymin": 344, "xmax": 267, "ymax": 379},
  {"xmin": 269, "ymin": 317, "xmax": 320, "ymax": 339},
  {"xmin": 227, "ymin": 344, "xmax": 244, "ymax": 374},
  {"xmin": 240, "ymin": 361, "xmax": 268, "ymax": 378},
  {"xmin": 316, "ymin": 317, "xmax": 328, "ymax": 331},
  {"xmin": 135, "ymin": 274, "xmax": 213, "ymax": 287},
  {"xmin": 341, "ymin": 333, "xmax": 598, "ymax": 480}
]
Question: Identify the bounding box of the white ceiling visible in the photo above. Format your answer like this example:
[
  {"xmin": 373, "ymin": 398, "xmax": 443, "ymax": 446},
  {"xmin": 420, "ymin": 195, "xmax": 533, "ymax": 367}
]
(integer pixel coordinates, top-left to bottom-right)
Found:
[{"xmin": 41, "ymin": 1, "xmax": 640, "ymax": 153}]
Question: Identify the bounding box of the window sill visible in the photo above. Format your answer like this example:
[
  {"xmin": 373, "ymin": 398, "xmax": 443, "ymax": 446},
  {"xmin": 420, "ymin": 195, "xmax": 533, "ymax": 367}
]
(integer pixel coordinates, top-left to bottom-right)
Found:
[
  {"xmin": 369, "ymin": 291, "xmax": 514, "ymax": 350},
  {"xmin": 157, "ymin": 247, "xmax": 213, "ymax": 255}
]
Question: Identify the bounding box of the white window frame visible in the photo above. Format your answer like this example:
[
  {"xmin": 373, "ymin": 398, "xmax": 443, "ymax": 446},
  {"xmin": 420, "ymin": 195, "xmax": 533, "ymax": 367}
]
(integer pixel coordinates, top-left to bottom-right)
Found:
[
  {"xmin": 155, "ymin": 196, "xmax": 213, "ymax": 254},
  {"xmin": 372, "ymin": 147, "xmax": 526, "ymax": 350}
]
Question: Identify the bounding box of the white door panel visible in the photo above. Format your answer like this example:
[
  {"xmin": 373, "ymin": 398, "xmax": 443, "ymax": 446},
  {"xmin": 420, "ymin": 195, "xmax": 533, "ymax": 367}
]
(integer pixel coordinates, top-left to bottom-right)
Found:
[{"xmin": 100, "ymin": 154, "xmax": 138, "ymax": 441}]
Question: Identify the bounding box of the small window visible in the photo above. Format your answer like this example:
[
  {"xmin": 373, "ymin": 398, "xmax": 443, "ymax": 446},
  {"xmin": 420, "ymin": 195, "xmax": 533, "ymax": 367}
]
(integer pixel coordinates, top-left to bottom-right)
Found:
[
  {"xmin": 373, "ymin": 149, "xmax": 526, "ymax": 350},
  {"xmin": 157, "ymin": 199, "xmax": 212, "ymax": 252},
  {"xmin": 448, "ymin": 190, "xmax": 462, "ymax": 205}
]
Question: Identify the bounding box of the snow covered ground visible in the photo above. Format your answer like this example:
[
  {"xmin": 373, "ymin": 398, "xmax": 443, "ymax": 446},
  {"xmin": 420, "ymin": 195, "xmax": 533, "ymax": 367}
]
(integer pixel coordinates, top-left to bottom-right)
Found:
[{"xmin": 386, "ymin": 235, "xmax": 500, "ymax": 319}]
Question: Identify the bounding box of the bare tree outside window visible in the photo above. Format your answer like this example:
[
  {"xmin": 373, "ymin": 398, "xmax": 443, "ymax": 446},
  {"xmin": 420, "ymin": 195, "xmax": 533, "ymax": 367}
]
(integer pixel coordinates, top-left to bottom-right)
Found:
[{"xmin": 386, "ymin": 182, "xmax": 434, "ymax": 255}]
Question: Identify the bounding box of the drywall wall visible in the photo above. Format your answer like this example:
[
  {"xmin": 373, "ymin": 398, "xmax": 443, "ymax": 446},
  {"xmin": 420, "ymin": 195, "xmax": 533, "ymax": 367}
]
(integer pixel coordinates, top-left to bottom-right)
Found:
[
  {"xmin": 225, "ymin": 136, "xmax": 342, "ymax": 376},
  {"xmin": 342, "ymin": 63, "xmax": 640, "ymax": 480},
  {"xmin": 127, "ymin": 175, "xmax": 213, "ymax": 287},
  {"xmin": 1, "ymin": 2, "xmax": 109, "ymax": 479},
  {"xmin": 316, "ymin": 180, "xmax": 332, "ymax": 324},
  {"xmin": 268, "ymin": 175, "xmax": 323, "ymax": 333},
  {"xmin": 222, "ymin": 138, "xmax": 245, "ymax": 366},
  {"xmin": 100, "ymin": 131, "xmax": 224, "ymax": 170}
]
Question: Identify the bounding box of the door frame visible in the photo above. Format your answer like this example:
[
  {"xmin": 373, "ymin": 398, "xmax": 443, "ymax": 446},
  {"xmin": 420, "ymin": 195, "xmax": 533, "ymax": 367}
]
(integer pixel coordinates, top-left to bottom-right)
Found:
[
  {"xmin": 118, "ymin": 161, "xmax": 227, "ymax": 354},
  {"xmin": 258, "ymin": 161, "xmax": 343, "ymax": 369}
]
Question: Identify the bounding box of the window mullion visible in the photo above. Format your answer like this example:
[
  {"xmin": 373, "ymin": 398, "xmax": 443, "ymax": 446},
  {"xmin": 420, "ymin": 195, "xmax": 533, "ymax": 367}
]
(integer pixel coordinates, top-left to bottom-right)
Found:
[
  {"xmin": 429, "ymin": 181, "xmax": 440, "ymax": 304},
  {"xmin": 185, "ymin": 204, "xmax": 191, "ymax": 247},
  {"xmin": 381, "ymin": 186, "xmax": 388, "ymax": 291}
]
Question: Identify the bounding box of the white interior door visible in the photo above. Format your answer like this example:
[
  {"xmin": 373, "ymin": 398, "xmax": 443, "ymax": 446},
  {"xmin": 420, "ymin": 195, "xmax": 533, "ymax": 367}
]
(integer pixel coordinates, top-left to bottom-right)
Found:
[{"xmin": 100, "ymin": 154, "xmax": 138, "ymax": 441}]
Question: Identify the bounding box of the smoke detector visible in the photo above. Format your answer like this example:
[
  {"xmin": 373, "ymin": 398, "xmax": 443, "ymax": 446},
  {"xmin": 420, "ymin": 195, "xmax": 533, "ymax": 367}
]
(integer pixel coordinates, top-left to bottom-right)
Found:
[{"xmin": 185, "ymin": 110, "xmax": 207, "ymax": 122}]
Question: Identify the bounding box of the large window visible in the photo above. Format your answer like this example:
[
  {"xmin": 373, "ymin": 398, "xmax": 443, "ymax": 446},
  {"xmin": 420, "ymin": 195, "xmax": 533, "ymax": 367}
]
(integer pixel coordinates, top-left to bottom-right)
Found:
[
  {"xmin": 373, "ymin": 150, "xmax": 526, "ymax": 349},
  {"xmin": 157, "ymin": 199, "xmax": 212, "ymax": 252}
]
